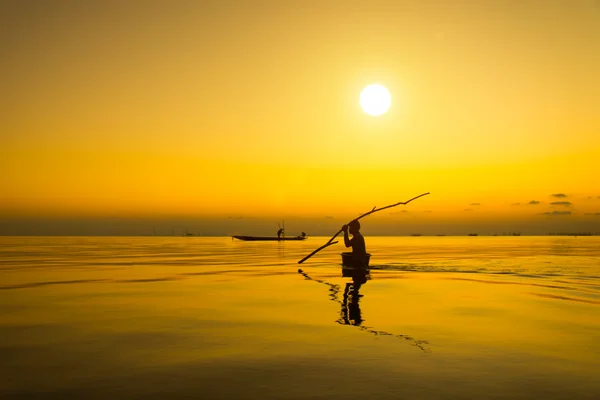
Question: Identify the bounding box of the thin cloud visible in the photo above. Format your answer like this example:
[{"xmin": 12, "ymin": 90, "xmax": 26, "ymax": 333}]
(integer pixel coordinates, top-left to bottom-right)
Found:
[
  {"xmin": 584, "ymin": 212, "xmax": 600, "ymax": 216},
  {"xmin": 389, "ymin": 210, "xmax": 409, "ymax": 215},
  {"xmin": 550, "ymin": 201, "xmax": 572, "ymax": 206},
  {"xmin": 324, "ymin": 216, "xmax": 335, "ymax": 219},
  {"xmin": 542, "ymin": 211, "xmax": 572, "ymax": 216},
  {"xmin": 469, "ymin": 203, "xmax": 481, "ymax": 206},
  {"xmin": 528, "ymin": 200, "xmax": 541, "ymax": 205},
  {"xmin": 551, "ymin": 193, "xmax": 568, "ymax": 198},
  {"xmin": 463, "ymin": 209, "xmax": 474, "ymax": 212}
]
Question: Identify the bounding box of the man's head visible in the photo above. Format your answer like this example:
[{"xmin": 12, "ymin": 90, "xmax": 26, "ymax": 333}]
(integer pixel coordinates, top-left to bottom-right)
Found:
[{"xmin": 348, "ymin": 220, "xmax": 360, "ymax": 234}]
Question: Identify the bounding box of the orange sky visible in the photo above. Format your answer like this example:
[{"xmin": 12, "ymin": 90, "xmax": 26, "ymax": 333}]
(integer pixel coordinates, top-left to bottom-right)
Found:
[{"xmin": 1, "ymin": 1, "xmax": 599, "ymax": 235}]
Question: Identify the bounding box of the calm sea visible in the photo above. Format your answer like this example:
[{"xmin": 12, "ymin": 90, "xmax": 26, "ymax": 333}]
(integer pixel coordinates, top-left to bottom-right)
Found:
[
  {"xmin": 1, "ymin": 236, "xmax": 599, "ymax": 399},
  {"xmin": 2, "ymin": 235, "xmax": 599, "ymax": 284}
]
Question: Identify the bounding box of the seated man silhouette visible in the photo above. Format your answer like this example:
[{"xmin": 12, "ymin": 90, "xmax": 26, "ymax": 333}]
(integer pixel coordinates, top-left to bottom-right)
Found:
[{"xmin": 342, "ymin": 220, "xmax": 368, "ymax": 289}]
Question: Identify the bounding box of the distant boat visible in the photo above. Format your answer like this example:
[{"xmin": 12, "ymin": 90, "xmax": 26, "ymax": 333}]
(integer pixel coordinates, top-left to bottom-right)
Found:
[
  {"xmin": 468, "ymin": 233, "xmax": 478, "ymax": 236},
  {"xmin": 232, "ymin": 235, "xmax": 307, "ymax": 241}
]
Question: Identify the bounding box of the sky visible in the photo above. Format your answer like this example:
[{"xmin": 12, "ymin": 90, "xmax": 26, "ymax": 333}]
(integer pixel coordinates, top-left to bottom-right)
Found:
[{"xmin": 1, "ymin": 0, "xmax": 600, "ymax": 236}]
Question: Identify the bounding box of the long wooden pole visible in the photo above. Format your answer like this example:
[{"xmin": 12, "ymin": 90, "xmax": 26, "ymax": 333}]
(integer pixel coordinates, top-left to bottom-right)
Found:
[{"xmin": 297, "ymin": 192, "xmax": 430, "ymax": 264}]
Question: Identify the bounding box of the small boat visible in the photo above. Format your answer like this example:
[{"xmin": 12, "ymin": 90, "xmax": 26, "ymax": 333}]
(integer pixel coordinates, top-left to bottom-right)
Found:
[{"xmin": 232, "ymin": 235, "xmax": 307, "ymax": 241}]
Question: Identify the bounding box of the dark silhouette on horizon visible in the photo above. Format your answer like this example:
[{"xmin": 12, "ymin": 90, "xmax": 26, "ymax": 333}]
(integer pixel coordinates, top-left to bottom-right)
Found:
[
  {"xmin": 231, "ymin": 223, "xmax": 309, "ymax": 241},
  {"xmin": 231, "ymin": 233, "xmax": 307, "ymax": 241}
]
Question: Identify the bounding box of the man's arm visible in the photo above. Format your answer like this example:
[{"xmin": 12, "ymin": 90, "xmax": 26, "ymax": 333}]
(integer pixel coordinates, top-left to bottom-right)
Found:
[{"xmin": 342, "ymin": 225, "xmax": 351, "ymax": 247}]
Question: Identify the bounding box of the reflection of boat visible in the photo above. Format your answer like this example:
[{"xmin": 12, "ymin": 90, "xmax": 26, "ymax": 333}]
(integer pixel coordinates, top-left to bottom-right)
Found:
[{"xmin": 232, "ymin": 235, "xmax": 307, "ymax": 241}]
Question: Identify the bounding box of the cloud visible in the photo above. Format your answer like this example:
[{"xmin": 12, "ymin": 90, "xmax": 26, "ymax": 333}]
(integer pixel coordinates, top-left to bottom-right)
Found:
[
  {"xmin": 584, "ymin": 212, "xmax": 600, "ymax": 216},
  {"xmin": 550, "ymin": 201, "xmax": 572, "ymax": 206},
  {"xmin": 542, "ymin": 211, "xmax": 572, "ymax": 216},
  {"xmin": 551, "ymin": 193, "xmax": 568, "ymax": 198},
  {"xmin": 463, "ymin": 209, "xmax": 474, "ymax": 212},
  {"xmin": 528, "ymin": 200, "xmax": 541, "ymax": 205},
  {"xmin": 389, "ymin": 210, "xmax": 409, "ymax": 215},
  {"xmin": 324, "ymin": 216, "xmax": 335, "ymax": 219},
  {"xmin": 469, "ymin": 203, "xmax": 481, "ymax": 206}
]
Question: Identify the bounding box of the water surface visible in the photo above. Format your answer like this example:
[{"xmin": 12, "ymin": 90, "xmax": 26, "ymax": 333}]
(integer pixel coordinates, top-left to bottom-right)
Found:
[{"xmin": 1, "ymin": 236, "xmax": 599, "ymax": 399}]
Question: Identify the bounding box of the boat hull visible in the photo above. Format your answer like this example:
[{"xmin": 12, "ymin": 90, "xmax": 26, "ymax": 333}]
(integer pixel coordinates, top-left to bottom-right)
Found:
[
  {"xmin": 232, "ymin": 235, "xmax": 307, "ymax": 241},
  {"xmin": 340, "ymin": 252, "xmax": 371, "ymax": 267}
]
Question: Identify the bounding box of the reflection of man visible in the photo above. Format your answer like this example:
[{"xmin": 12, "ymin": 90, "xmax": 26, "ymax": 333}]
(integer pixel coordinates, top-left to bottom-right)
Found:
[{"xmin": 340, "ymin": 283, "xmax": 363, "ymax": 326}]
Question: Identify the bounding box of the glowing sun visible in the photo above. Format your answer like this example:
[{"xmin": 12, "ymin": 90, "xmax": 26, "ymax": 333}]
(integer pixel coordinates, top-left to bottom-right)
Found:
[{"xmin": 360, "ymin": 84, "xmax": 391, "ymax": 116}]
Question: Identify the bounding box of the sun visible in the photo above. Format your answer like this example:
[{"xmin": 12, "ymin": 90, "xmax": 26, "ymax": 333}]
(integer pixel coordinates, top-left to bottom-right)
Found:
[{"xmin": 360, "ymin": 84, "xmax": 391, "ymax": 116}]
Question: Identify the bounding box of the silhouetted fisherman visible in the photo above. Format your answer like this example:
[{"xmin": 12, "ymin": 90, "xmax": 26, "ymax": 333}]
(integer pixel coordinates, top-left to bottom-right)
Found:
[
  {"xmin": 277, "ymin": 227, "xmax": 284, "ymax": 239},
  {"xmin": 342, "ymin": 220, "xmax": 367, "ymax": 289}
]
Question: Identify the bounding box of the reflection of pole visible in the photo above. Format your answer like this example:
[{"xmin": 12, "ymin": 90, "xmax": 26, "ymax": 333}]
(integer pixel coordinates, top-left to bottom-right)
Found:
[
  {"xmin": 298, "ymin": 192, "xmax": 430, "ymax": 263},
  {"xmin": 297, "ymin": 269, "xmax": 431, "ymax": 353}
]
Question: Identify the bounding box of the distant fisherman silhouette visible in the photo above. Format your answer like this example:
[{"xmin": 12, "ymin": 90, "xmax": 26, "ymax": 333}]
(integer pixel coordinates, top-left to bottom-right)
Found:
[
  {"xmin": 277, "ymin": 228, "xmax": 284, "ymax": 239},
  {"xmin": 342, "ymin": 220, "xmax": 368, "ymax": 289}
]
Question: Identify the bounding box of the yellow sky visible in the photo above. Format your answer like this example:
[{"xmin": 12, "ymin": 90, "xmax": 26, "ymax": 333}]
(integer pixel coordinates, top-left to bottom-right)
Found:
[{"xmin": 1, "ymin": 1, "xmax": 600, "ymax": 234}]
